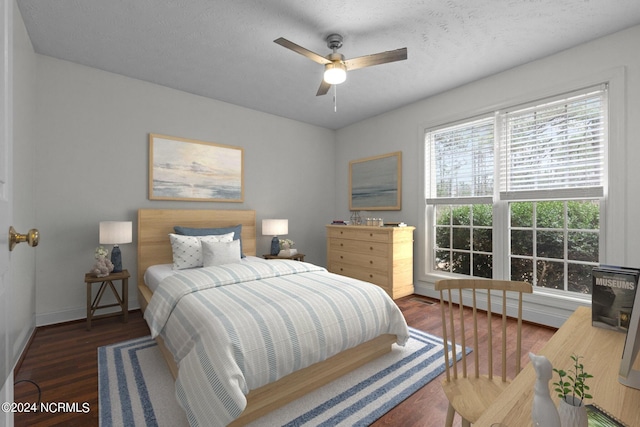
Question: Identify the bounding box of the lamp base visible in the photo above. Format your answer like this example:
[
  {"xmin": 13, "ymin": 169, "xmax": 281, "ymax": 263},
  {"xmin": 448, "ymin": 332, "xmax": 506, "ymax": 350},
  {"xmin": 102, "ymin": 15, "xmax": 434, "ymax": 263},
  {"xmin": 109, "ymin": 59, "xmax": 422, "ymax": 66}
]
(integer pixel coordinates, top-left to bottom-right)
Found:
[
  {"xmin": 111, "ymin": 245, "xmax": 123, "ymax": 273},
  {"xmin": 270, "ymin": 237, "xmax": 280, "ymax": 256}
]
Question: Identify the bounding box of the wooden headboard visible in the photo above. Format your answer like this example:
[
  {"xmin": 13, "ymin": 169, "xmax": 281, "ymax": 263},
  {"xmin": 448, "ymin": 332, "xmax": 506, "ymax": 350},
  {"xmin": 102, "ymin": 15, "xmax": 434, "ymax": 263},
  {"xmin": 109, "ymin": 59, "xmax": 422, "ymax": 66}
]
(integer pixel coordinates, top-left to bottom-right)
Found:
[{"xmin": 137, "ymin": 209, "xmax": 256, "ymax": 288}]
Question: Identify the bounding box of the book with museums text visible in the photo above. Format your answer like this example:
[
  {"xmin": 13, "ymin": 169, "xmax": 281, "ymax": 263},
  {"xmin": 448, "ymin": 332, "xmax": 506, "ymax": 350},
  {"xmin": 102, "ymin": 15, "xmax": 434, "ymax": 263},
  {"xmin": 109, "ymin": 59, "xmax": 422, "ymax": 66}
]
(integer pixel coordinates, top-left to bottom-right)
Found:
[{"xmin": 592, "ymin": 265, "xmax": 640, "ymax": 332}]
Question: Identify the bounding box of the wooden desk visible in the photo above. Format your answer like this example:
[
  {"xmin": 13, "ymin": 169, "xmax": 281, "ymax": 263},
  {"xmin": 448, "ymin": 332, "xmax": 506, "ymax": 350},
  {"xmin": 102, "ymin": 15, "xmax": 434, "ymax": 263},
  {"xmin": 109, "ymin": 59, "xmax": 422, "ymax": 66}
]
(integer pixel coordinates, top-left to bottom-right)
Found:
[{"xmin": 475, "ymin": 306, "xmax": 640, "ymax": 426}]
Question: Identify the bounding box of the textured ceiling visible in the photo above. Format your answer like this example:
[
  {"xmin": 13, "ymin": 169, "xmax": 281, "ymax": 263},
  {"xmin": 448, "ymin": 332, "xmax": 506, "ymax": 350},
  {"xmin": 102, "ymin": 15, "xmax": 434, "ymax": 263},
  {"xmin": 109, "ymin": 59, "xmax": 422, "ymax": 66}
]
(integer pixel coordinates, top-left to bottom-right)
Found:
[{"xmin": 16, "ymin": 0, "xmax": 640, "ymax": 130}]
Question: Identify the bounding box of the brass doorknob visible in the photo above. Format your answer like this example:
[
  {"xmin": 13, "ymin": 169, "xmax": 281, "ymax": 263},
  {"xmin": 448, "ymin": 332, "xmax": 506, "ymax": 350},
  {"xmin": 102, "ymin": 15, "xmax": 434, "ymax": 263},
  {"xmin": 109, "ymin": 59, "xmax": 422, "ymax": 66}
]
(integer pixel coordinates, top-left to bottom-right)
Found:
[{"xmin": 9, "ymin": 226, "xmax": 40, "ymax": 251}]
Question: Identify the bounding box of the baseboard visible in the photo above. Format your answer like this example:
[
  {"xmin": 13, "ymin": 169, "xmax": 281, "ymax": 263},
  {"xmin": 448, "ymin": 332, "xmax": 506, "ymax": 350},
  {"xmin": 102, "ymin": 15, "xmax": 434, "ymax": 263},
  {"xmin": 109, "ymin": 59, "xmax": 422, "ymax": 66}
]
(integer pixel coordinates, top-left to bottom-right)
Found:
[
  {"xmin": 36, "ymin": 307, "xmax": 86, "ymax": 327},
  {"xmin": 13, "ymin": 328, "xmax": 37, "ymax": 377},
  {"xmin": 36, "ymin": 302, "xmax": 141, "ymax": 327},
  {"xmin": 1, "ymin": 373, "xmax": 13, "ymax": 427},
  {"xmin": 414, "ymin": 281, "xmax": 580, "ymax": 328}
]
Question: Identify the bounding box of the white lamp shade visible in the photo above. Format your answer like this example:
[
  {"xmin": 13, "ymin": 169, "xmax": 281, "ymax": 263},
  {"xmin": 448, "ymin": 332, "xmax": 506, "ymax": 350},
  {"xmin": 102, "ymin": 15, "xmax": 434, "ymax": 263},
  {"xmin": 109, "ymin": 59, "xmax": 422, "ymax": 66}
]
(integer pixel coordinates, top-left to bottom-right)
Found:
[
  {"xmin": 262, "ymin": 219, "xmax": 288, "ymax": 236},
  {"xmin": 99, "ymin": 221, "xmax": 133, "ymax": 245},
  {"xmin": 324, "ymin": 62, "xmax": 347, "ymax": 85}
]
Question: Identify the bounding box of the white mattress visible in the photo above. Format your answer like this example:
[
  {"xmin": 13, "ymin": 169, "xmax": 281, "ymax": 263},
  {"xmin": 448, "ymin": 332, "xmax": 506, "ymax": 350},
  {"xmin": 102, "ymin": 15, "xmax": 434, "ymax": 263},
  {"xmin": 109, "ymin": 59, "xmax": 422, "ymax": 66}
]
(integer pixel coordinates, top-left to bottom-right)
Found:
[
  {"xmin": 143, "ymin": 256, "xmax": 264, "ymax": 292},
  {"xmin": 143, "ymin": 263, "xmax": 174, "ymax": 292}
]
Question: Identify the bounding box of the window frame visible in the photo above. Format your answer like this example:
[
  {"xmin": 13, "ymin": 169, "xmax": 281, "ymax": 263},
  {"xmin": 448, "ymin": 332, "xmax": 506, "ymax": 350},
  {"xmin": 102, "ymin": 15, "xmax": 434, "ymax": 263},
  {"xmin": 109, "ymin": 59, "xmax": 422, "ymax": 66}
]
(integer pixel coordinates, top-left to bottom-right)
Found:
[
  {"xmin": 420, "ymin": 68, "xmax": 626, "ymax": 319},
  {"xmin": 427, "ymin": 86, "xmax": 606, "ymax": 294}
]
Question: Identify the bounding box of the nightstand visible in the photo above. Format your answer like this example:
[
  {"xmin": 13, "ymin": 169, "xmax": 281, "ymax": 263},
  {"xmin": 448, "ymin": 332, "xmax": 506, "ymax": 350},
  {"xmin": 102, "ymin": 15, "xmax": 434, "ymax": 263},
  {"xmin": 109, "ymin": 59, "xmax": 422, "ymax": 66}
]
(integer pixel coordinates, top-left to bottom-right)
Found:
[
  {"xmin": 84, "ymin": 269, "xmax": 130, "ymax": 330},
  {"xmin": 263, "ymin": 253, "xmax": 305, "ymax": 262}
]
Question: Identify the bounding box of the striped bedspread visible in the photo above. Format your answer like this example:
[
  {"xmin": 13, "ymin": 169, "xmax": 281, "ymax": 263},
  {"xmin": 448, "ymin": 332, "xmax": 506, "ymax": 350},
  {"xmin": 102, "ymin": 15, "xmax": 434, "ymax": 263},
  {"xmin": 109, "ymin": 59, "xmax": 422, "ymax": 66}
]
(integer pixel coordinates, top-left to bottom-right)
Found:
[{"xmin": 144, "ymin": 258, "xmax": 409, "ymax": 426}]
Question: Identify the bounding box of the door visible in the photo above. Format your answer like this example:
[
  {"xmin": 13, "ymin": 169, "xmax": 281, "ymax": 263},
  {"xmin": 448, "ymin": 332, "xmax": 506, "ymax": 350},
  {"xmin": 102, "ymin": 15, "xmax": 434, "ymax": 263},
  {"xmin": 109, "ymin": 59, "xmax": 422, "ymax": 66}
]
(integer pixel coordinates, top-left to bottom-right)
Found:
[{"xmin": 0, "ymin": 0, "xmax": 13, "ymax": 425}]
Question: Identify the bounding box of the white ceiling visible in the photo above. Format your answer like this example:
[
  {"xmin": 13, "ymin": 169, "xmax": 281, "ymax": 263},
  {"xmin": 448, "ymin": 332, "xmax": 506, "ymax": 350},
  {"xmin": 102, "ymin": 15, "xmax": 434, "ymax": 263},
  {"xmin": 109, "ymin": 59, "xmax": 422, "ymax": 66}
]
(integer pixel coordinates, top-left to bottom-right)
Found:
[{"xmin": 16, "ymin": 0, "xmax": 640, "ymax": 130}]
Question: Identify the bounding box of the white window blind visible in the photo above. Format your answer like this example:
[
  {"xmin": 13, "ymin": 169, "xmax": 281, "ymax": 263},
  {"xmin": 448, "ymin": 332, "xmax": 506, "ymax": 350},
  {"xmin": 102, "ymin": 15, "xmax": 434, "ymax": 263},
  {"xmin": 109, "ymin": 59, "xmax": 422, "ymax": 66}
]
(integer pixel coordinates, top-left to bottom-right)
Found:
[
  {"xmin": 499, "ymin": 86, "xmax": 606, "ymax": 200},
  {"xmin": 426, "ymin": 116, "xmax": 494, "ymax": 205}
]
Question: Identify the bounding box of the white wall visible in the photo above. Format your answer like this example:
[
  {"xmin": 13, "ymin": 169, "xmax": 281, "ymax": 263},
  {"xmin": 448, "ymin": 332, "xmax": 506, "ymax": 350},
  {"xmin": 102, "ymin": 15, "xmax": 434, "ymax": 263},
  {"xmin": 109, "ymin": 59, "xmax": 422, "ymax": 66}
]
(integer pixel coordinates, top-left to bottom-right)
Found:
[
  {"xmin": 33, "ymin": 56, "xmax": 336, "ymax": 325},
  {"xmin": 335, "ymin": 25, "xmax": 640, "ymax": 326}
]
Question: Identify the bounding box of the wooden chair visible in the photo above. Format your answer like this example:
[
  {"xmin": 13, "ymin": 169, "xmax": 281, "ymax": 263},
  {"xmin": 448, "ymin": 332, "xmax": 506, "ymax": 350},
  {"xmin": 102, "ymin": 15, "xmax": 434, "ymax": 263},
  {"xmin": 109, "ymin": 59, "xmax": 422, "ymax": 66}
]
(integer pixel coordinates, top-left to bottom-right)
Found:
[{"xmin": 434, "ymin": 279, "xmax": 533, "ymax": 427}]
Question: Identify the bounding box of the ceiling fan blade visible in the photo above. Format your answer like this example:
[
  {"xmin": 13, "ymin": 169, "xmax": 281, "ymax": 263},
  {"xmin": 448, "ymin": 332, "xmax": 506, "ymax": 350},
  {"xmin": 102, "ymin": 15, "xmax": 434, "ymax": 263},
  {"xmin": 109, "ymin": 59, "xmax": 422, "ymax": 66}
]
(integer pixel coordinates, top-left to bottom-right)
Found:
[
  {"xmin": 344, "ymin": 47, "xmax": 407, "ymax": 71},
  {"xmin": 316, "ymin": 79, "xmax": 331, "ymax": 96},
  {"xmin": 274, "ymin": 37, "xmax": 331, "ymax": 65}
]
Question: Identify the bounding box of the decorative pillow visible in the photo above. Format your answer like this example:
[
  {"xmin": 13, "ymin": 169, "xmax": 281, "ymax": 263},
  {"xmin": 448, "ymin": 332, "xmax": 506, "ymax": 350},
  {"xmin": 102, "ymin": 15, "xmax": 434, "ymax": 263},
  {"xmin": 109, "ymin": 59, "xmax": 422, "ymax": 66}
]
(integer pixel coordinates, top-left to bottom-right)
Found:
[
  {"xmin": 173, "ymin": 224, "xmax": 245, "ymax": 257},
  {"xmin": 169, "ymin": 232, "xmax": 234, "ymax": 270},
  {"xmin": 202, "ymin": 239, "xmax": 242, "ymax": 267}
]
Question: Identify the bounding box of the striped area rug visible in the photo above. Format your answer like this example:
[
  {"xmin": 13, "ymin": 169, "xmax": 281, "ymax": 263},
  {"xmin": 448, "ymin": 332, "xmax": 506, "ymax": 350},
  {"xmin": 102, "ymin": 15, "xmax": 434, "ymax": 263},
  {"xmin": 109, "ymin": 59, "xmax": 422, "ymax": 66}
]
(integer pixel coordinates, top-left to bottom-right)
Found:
[{"xmin": 98, "ymin": 328, "xmax": 465, "ymax": 426}]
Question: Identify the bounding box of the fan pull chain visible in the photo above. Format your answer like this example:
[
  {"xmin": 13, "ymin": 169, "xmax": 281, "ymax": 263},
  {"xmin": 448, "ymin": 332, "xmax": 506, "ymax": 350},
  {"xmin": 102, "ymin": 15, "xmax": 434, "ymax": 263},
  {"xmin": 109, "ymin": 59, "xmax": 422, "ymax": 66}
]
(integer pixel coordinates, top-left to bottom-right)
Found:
[{"xmin": 333, "ymin": 85, "xmax": 338, "ymax": 112}]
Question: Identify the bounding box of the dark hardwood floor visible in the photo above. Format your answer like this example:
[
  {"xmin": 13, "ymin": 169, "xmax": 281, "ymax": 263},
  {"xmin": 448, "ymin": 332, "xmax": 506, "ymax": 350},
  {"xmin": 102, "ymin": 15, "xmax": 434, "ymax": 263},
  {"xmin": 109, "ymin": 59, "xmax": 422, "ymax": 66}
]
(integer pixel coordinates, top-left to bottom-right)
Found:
[{"xmin": 13, "ymin": 295, "xmax": 555, "ymax": 426}]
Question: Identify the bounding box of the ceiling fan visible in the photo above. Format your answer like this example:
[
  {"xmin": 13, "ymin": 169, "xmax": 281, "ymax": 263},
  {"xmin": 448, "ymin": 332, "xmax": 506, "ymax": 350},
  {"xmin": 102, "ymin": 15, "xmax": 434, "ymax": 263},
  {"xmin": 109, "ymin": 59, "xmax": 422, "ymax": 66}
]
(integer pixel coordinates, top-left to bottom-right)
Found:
[{"xmin": 274, "ymin": 34, "xmax": 408, "ymax": 96}]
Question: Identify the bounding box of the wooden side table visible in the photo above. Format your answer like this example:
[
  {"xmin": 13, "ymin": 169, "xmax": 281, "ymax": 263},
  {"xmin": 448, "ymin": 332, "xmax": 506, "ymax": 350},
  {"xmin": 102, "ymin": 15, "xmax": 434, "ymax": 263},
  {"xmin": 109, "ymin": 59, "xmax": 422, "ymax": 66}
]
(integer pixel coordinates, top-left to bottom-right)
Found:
[
  {"xmin": 262, "ymin": 253, "xmax": 305, "ymax": 262},
  {"xmin": 84, "ymin": 269, "xmax": 130, "ymax": 330}
]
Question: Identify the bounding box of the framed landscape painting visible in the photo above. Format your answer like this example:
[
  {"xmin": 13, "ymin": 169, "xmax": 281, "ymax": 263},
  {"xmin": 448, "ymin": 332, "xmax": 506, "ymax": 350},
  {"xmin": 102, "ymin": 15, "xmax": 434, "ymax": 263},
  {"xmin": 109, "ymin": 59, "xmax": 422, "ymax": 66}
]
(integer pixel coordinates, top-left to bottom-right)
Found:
[
  {"xmin": 349, "ymin": 151, "xmax": 401, "ymax": 211},
  {"xmin": 149, "ymin": 134, "xmax": 244, "ymax": 202}
]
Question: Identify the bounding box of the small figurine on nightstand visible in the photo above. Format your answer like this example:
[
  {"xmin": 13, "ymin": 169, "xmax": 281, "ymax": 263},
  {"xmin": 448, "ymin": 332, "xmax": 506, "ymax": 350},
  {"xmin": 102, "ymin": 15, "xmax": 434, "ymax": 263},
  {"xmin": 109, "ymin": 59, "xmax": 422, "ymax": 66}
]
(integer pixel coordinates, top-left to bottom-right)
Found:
[
  {"xmin": 91, "ymin": 246, "xmax": 114, "ymax": 277},
  {"xmin": 278, "ymin": 239, "xmax": 297, "ymax": 257}
]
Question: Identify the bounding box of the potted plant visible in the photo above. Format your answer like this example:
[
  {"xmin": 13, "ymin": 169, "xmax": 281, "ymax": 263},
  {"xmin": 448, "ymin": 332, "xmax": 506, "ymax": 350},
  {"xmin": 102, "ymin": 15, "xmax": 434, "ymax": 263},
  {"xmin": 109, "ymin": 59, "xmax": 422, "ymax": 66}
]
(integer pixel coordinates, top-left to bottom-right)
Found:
[{"xmin": 552, "ymin": 354, "xmax": 593, "ymax": 427}]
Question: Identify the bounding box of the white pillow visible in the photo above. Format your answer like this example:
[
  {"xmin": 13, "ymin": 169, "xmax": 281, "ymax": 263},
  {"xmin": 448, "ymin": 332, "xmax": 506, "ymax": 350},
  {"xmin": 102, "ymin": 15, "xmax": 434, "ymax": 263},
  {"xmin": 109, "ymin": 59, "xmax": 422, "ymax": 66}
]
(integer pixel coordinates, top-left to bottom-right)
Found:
[
  {"xmin": 202, "ymin": 239, "xmax": 242, "ymax": 267},
  {"xmin": 169, "ymin": 232, "xmax": 234, "ymax": 270}
]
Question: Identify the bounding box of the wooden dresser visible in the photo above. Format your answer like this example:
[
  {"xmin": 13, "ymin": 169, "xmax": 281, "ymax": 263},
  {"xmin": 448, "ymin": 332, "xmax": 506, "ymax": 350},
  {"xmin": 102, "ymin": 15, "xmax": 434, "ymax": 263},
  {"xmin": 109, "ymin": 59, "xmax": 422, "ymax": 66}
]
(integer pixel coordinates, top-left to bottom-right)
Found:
[{"xmin": 326, "ymin": 225, "xmax": 415, "ymax": 299}]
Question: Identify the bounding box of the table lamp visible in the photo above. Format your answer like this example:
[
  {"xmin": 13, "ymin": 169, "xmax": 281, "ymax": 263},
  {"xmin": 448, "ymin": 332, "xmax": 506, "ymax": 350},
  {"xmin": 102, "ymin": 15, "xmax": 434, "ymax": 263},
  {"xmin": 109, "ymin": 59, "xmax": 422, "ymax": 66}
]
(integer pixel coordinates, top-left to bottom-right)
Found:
[
  {"xmin": 100, "ymin": 221, "xmax": 132, "ymax": 273},
  {"xmin": 262, "ymin": 219, "xmax": 288, "ymax": 256}
]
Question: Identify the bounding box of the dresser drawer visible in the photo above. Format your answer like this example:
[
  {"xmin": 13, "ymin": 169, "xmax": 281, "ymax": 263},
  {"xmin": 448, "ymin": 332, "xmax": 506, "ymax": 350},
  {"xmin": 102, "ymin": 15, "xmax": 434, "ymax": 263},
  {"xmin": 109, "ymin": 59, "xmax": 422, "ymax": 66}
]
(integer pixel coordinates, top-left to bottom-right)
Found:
[
  {"xmin": 328, "ymin": 250, "xmax": 388, "ymax": 273},
  {"xmin": 328, "ymin": 238, "xmax": 388, "ymax": 257},
  {"xmin": 327, "ymin": 227, "xmax": 390, "ymax": 243},
  {"xmin": 326, "ymin": 224, "xmax": 415, "ymax": 300},
  {"xmin": 328, "ymin": 262, "xmax": 390, "ymax": 289}
]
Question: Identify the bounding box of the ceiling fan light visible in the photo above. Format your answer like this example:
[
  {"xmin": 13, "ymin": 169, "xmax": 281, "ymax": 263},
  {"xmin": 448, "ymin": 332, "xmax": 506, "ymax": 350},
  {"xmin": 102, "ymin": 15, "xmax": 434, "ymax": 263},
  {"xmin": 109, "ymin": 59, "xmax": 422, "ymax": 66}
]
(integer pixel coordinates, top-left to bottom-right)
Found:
[{"xmin": 324, "ymin": 62, "xmax": 347, "ymax": 85}]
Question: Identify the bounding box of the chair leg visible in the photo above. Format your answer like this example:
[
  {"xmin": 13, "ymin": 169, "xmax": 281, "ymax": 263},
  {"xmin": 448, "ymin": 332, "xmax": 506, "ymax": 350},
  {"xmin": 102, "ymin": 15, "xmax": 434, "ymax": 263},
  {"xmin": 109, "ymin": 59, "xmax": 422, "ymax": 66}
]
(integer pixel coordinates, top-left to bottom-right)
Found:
[
  {"xmin": 445, "ymin": 403, "xmax": 455, "ymax": 427},
  {"xmin": 461, "ymin": 418, "xmax": 471, "ymax": 427}
]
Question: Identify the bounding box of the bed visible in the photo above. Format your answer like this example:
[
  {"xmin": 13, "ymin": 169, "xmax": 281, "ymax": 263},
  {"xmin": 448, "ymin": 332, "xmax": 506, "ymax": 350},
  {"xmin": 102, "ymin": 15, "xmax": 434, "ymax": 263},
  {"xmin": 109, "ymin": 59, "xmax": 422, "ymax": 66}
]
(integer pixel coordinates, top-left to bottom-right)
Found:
[{"xmin": 137, "ymin": 208, "xmax": 409, "ymax": 426}]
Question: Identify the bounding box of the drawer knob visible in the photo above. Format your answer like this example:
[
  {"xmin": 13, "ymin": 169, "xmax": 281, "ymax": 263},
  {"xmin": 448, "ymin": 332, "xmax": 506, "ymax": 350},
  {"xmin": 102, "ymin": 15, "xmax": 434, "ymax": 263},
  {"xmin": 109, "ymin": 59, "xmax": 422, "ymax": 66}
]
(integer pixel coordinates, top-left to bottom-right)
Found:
[
  {"xmin": 340, "ymin": 268, "xmax": 344, "ymax": 271},
  {"xmin": 369, "ymin": 233, "xmax": 373, "ymax": 237},
  {"xmin": 369, "ymin": 274, "xmax": 373, "ymax": 278},
  {"xmin": 340, "ymin": 255, "xmax": 344, "ymax": 259},
  {"xmin": 369, "ymin": 246, "xmax": 373, "ymax": 251},
  {"xmin": 369, "ymin": 260, "xmax": 373, "ymax": 264}
]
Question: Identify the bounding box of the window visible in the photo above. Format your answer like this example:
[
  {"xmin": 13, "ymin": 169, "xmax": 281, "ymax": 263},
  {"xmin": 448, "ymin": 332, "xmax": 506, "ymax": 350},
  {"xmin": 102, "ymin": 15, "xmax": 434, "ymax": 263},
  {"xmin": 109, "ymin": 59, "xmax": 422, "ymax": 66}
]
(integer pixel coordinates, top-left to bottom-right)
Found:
[
  {"xmin": 425, "ymin": 85, "xmax": 607, "ymax": 295},
  {"xmin": 509, "ymin": 200, "xmax": 600, "ymax": 293},
  {"xmin": 426, "ymin": 117, "xmax": 495, "ymax": 278},
  {"xmin": 434, "ymin": 203, "xmax": 493, "ymax": 278}
]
